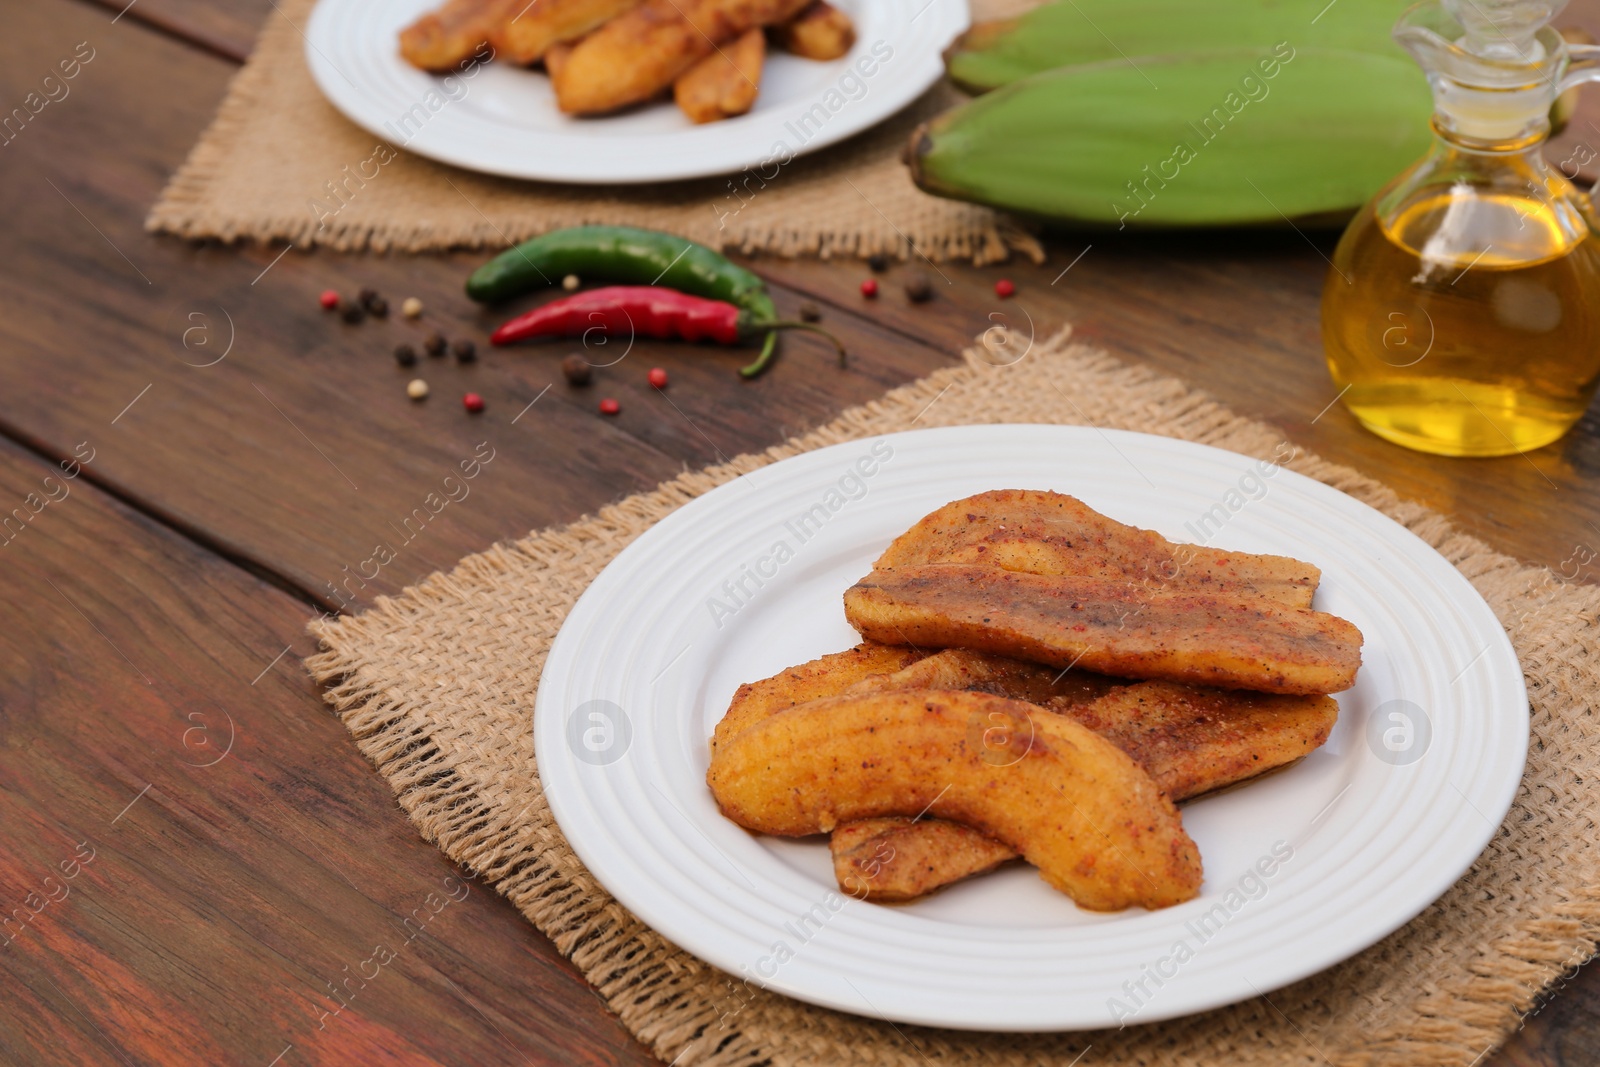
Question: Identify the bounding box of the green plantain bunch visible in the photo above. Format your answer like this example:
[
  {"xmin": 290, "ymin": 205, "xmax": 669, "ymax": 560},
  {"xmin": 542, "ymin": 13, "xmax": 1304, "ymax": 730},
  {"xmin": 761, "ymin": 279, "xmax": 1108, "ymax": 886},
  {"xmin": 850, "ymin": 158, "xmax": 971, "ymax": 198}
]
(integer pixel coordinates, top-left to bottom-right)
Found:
[{"xmin": 911, "ymin": 0, "xmax": 1435, "ymax": 227}]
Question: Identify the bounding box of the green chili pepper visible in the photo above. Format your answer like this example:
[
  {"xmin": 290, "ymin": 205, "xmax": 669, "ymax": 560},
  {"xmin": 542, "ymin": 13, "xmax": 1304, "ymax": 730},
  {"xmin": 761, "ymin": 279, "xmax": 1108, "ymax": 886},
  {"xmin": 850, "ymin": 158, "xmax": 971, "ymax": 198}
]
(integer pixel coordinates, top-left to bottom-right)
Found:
[{"xmin": 466, "ymin": 225, "xmax": 783, "ymax": 376}]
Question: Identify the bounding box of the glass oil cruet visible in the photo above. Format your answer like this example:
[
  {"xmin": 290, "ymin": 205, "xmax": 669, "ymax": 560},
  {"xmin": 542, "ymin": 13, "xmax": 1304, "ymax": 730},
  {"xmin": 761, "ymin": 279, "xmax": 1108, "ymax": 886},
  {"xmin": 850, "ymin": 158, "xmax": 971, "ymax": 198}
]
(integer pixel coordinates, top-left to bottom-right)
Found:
[{"xmin": 1321, "ymin": 0, "xmax": 1600, "ymax": 456}]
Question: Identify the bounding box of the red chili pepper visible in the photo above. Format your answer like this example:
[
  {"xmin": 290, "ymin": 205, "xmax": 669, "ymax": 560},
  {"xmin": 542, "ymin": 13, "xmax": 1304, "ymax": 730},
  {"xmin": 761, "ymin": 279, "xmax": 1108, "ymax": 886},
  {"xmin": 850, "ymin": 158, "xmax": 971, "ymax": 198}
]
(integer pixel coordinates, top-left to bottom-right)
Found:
[{"xmin": 490, "ymin": 286, "xmax": 844, "ymax": 371}]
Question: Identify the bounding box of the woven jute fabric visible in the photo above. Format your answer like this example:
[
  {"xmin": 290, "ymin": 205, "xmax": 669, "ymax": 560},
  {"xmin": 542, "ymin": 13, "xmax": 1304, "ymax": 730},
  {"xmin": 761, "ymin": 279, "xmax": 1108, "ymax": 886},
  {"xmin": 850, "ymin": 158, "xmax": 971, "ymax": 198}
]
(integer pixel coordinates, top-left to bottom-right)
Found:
[
  {"xmin": 145, "ymin": 0, "xmax": 1041, "ymax": 261},
  {"xmin": 306, "ymin": 328, "xmax": 1600, "ymax": 1067}
]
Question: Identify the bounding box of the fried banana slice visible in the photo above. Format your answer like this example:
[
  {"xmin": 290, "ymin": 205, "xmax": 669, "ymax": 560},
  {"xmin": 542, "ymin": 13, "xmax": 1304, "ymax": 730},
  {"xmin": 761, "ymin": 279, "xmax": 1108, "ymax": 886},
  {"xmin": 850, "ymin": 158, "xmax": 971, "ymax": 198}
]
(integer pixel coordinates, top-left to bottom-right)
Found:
[
  {"xmin": 543, "ymin": 39, "xmax": 575, "ymax": 79},
  {"xmin": 490, "ymin": 0, "xmax": 641, "ymax": 65},
  {"xmin": 768, "ymin": 0, "xmax": 855, "ymax": 60},
  {"xmin": 851, "ymin": 652, "xmax": 1337, "ymax": 797},
  {"xmin": 708, "ymin": 689, "xmax": 1203, "ymax": 910},
  {"xmin": 552, "ymin": 0, "xmax": 810, "ymax": 114},
  {"xmin": 845, "ymin": 565, "xmax": 1363, "ymax": 694},
  {"xmin": 837, "ymin": 682, "xmax": 1337, "ymax": 900},
  {"xmin": 401, "ymin": 0, "xmax": 519, "ymax": 71},
  {"xmin": 876, "ymin": 489, "xmax": 1319, "ymax": 609},
  {"xmin": 712, "ymin": 642, "xmax": 926, "ymax": 755},
  {"xmin": 845, "ymin": 646, "xmax": 1125, "ymax": 707},
  {"xmin": 833, "ymin": 817, "xmax": 1014, "ymax": 902},
  {"xmin": 674, "ymin": 28, "xmax": 764, "ymax": 123},
  {"xmin": 1070, "ymin": 682, "xmax": 1337, "ymax": 802}
]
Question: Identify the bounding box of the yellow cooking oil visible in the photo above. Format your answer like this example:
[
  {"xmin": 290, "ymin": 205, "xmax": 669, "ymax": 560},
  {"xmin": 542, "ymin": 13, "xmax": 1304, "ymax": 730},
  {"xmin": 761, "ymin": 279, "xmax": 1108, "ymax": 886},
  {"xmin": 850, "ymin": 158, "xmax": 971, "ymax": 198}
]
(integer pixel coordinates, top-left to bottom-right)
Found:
[{"xmin": 1322, "ymin": 184, "xmax": 1600, "ymax": 456}]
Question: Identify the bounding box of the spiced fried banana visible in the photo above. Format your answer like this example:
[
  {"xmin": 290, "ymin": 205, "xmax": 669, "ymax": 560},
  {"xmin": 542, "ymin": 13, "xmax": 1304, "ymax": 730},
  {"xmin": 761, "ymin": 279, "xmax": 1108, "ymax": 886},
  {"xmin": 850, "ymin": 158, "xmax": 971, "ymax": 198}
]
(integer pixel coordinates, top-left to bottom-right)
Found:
[
  {"xmin": 401, "ymin": 0, "xmax": 520, "ymax": 71},
  {"xmin": 844, "ymin": 645, "xmax": 1125, "ymax": 707},
  {"xmin": 711, "ymin": 642, "xmax": 925, "ymax": 756},
  {"xmin": 768, "ymin": 0, "xmax": 855, "ymax": 60},
  {"xmin": 708, "ymin": 689, "xmax": 1203, "ymax": 910},
  {"xmin": 674, "ymin": 27, "xmax": 764, "ymax": 123},
  {"xmin": 845, "ymin": 565, "xmax": 1363, "ymax": 694},
  {"xmin": 836, "ymin": 681, "xmax": 1336, "ymax": 900},
  {"xmin": 833, "ymin": 816, "xmax": 1015, "ymax": 902},
  {"xmin": 876, "ymin": 489, "xmax": 1319, "ymax": 608},
  {"xmin": 551, "ymin": 0, "xmax": 810, "ymax": 114},
  {"xmin": 490, "ymin": 0, "xmax": 641, "ymax": 65}
]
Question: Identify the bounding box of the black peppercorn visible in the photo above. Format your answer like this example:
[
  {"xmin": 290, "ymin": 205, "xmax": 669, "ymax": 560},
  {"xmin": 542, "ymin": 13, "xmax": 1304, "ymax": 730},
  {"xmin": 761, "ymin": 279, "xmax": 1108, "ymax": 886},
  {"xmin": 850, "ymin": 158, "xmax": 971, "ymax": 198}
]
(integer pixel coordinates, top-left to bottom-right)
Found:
[
  {"xmin": 562, "ymin": 354, "xmax": 593, "ymax": 386},
  {"xmin": 452, "ymin": 338, "xmax": 476, "ymax": 363},
  {"xmin": 867, "ymin": 253, "xmax": 890, "ymax": 273},
  {"xmin": 424, "ymin": 333, "xmax": 447, "ymax": 357},
  {"xmin": 799, "ymin": 302, "xmax": 822, "ymax": 323},
  {"xmin": 904, "ymin": 273, "xmax": 933, "ymax": 304},
  {"xmin": 394, "ymin": 343, "xmax": 417, "ymax": 367}
]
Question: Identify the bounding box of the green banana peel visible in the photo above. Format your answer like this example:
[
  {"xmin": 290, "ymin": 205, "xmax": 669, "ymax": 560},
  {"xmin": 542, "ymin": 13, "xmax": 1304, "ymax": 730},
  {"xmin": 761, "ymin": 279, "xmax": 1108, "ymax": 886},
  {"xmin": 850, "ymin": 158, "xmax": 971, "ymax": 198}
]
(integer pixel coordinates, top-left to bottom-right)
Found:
[
  {"xmin": 911, "ymin": 47, "xmax": 1433, "ymax": 228},
  {"xmin": 944, "ymin": 0, "xmax": 1407, "ymax": 93}
]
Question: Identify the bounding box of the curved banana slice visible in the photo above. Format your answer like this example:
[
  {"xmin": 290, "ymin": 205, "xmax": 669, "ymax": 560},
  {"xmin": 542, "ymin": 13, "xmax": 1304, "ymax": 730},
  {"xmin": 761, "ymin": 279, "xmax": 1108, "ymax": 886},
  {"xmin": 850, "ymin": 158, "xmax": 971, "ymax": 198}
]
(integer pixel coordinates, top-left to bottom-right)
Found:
[
  {"xmin": 710, "ymin": 643, "xmax": 926, "ymax": 757},
  {"xmin": 845, "ymin": 565, "xmax": 1363, "ymax": 694},
  {"xmin": 874, "ymin": 489, "xmax": 1320, "ymax": 608},
  {"xmin": 832, "ymin": 816, "xmax": 1016, "ymax": 903},
  {"xmin": 707, "ymin": 689, "xmax": 1202, "ymax": 911}
]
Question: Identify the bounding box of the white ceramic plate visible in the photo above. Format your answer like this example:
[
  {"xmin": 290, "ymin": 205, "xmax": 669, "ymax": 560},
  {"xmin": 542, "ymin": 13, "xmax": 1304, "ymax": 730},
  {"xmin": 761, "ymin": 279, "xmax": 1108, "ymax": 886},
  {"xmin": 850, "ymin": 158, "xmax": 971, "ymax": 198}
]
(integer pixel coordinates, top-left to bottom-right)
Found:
[
  {"xmin": 534, "ymin": 425, "xmax": 1526, "ymax": 1031},
  {"xmin": 303, "ymin": 0, "xmax": 966, "ymax": 183}
]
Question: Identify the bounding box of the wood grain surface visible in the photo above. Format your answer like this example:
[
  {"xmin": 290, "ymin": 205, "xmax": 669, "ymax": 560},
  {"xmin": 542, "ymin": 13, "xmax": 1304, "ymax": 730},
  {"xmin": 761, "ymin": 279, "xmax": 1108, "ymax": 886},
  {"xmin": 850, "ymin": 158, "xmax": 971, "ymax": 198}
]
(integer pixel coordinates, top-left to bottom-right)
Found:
[
  {"xmin": 0, "ymin": 434, "xmax": 651, "ymax": 1065},
  {"xmin": 2, "ymin": 0, "xmax": 1597, "ymax": 1062}
]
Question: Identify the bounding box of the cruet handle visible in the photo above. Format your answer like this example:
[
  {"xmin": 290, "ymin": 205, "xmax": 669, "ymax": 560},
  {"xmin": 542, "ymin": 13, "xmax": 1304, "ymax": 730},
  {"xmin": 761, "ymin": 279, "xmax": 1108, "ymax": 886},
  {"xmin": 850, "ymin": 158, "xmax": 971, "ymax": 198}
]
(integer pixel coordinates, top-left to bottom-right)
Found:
[{"xmin": 1560, "ymin": 42, "xmax": 1600, "ymax": 93}]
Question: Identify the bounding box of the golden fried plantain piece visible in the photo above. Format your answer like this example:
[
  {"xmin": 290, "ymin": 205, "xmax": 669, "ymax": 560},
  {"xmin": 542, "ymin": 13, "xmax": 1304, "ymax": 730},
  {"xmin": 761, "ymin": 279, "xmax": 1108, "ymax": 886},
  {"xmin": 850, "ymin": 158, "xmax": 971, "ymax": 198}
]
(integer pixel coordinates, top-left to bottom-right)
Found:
[
  {"xmin": 490, "ymin": 0, "xmax": 641, "ymax": 65},
  {"xmin": 401, "ymin": 0, "xmax": 520, "ymax": 71},
  {"xmin": 845, "ymin": 565, "xmax": 1363, "ymax": 694},
  {"xmin": 708, "ymin": 689, "xmax": 1203, "ymax": 910},
  {"xmin": 850, "ymin": 652, "xmax": 1337, "ymax": 799},
  {"xmin": 835, "ymin": 681, "xmax": 1337, "ymax": 900},
  {"xmin": 543, "ymin": 39, "xmax": 575, "ymax": 79},
  {"xmin": 552, "ymin": 0, "xmax": 811, "ymax": 114},
  {"xmin": 876, "ymin": 489, "xmax": 1320, "ymax": 608},
  {"xmin": 674, "ymin": 28, "xmax": 764, "ymax": 123},
  {"xmin": 845, "ymin": 646, "xmax": 1125, "ymax": 707},
  {"xmin": 1069, "ymin": 682, "xmax": 1338, "ymax": 803},
  {"xmin": 833, "ymin": 817, "xmax": 1015, "ymax": 902},
  {"xmin": 768, "ymin": 0, "xmax": 855, "ymax": 60},
  {"xmin": 712, "ymin": 642, "xmax": 926, "ymax": 755}
]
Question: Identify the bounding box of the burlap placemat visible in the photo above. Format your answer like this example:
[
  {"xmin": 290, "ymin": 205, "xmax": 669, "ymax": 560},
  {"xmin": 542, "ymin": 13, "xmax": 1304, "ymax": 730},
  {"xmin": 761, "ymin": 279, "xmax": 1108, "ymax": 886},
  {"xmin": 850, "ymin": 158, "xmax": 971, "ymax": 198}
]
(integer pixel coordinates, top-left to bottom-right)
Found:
[
  {"xmin": 306, "ymin": 329, "xmax": 1600, "ymax": 1067},
  {"xmin": 146, "ymin": 0, "xmax": 1042, "ymax": 261}
]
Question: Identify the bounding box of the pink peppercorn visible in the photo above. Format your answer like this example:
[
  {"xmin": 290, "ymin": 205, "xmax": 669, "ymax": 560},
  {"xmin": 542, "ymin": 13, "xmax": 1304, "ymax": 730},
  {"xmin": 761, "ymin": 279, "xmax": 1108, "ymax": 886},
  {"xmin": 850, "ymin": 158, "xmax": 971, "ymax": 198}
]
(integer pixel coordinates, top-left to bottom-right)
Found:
[
  {"xmin": 463, "ymin": 393, "xmax": 485, "ymax": 413},
  {"xmin": 599, "ymin": 397, "xmax": 620, "ymax": 415}
]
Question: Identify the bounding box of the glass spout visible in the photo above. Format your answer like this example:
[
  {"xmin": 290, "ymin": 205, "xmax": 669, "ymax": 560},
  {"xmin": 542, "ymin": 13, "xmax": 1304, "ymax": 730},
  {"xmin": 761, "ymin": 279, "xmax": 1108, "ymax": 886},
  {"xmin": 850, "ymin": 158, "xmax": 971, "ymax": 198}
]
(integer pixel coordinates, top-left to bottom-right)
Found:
[{"xmin": 1393, "ymin": 0, "xmax": 1574, "ymax": 145}]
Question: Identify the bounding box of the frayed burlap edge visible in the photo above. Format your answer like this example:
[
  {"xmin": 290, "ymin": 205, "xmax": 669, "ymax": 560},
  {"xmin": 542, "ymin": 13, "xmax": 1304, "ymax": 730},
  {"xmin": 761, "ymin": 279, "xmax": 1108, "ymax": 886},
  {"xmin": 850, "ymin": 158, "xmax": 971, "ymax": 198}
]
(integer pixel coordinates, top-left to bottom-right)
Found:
[{"xmin": 306, "ymin": 327, "xmax": 1600, "ymax": 1067}]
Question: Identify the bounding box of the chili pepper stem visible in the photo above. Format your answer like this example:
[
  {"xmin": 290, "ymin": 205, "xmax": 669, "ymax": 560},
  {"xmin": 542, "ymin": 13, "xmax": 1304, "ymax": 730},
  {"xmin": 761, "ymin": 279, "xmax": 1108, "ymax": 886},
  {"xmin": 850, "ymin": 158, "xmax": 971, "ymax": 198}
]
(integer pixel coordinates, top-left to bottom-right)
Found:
[
  {"xmin": 739, "ymin": 322, "xmax": 848, "ymax": 379},
  {"xmin": 740, "ymin": 333, "xmax": 780, "ymax": 379}
]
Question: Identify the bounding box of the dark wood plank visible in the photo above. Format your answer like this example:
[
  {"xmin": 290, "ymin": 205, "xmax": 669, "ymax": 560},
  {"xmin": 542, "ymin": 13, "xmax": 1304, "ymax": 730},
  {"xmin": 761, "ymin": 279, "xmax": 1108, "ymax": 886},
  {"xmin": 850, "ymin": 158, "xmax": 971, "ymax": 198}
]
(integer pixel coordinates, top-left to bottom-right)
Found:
[
  {"xmin": 0, "ymin": 434, "xmax": 653, "ymax": 1066},
  {"xmin": 1499, "ymin": 958, "xmax": 1600, "ymax": 1066},
  {"xmin": 81, "ymin": 0, "xmax": 262, "ymax": 61}
]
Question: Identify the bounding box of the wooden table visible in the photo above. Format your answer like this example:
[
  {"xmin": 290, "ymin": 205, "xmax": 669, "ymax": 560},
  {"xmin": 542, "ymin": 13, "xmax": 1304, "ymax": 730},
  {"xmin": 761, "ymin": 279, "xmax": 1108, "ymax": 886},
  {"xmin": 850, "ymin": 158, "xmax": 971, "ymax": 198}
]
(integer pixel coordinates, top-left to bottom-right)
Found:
[{"xmin": 2, "ymin": 1, "xmax": 1597, "ymax": 1062}]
